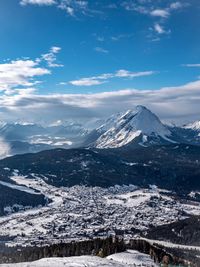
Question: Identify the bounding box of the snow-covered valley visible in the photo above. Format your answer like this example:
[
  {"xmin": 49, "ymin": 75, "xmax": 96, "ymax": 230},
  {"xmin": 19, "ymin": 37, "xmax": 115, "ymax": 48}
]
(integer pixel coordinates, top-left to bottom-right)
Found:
[{"xmin": 0, "ymin": 174, "xmax": 200, "ymax": 248}]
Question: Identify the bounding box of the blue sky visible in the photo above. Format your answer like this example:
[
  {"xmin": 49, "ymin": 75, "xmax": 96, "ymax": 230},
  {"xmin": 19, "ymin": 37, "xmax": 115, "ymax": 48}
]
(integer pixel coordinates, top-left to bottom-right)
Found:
[{"xmin": 0, "ymin": 0, "xmax": 199, "ymax": 123}]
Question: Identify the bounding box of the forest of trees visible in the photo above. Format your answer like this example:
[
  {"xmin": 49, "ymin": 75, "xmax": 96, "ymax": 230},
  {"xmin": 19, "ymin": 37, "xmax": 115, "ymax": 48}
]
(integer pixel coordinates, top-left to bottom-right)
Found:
[{"xmin": 0, "ymin": 237, "xmax": 197, "ymax": 266}]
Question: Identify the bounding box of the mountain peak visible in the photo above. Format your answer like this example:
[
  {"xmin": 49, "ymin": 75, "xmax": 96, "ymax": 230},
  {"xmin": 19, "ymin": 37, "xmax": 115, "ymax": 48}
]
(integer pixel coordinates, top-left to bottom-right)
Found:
[
  {"xmin": 121, "ymin": 105, "xmax": 148, "ymax": 115},
  {"xmin": 95, "ymin": 106, "xmax": 173, "ymax": 148},
  {"xmin": 135, "ymin": 105, "xmax": 147, "ymax": 111}
]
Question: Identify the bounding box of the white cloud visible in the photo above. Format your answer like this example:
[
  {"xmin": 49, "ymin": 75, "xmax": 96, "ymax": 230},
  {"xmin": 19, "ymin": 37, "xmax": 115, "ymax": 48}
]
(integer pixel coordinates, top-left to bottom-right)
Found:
[
  {"xmin": 94, "ymin": 47, "xmax": 109, "ymax": 54},
  {"xmin": 170, "ymin": 2, "xmax": 184, "ymax": 10},
  {"xmin": 154, "ymin": 23, "xmax": 167, "ymax": 34},
  {"xmin": 16, "ymin": 88, "xmax": 37, "ymax": 95},
  {"xmin": 0, "ymin": 59, "xmax": 50, "ymax": 94},
  {"xmin": 183, "ymin": 64, "xmax": 200, "ymax": 67},
  {"xmin": 58, "ymin": 0, "xmax": 89, "ymax": 16},
  {"xmin": 70, "ymin": 78, "xmax": 105, "ymax": 86},
  {"xmin": 41, "ymin": 46, "xmax": 63, "ymax": 67},
  {"xmin": 150, "ymin": 9, "xmax": 169, "ymax": 18},
  {"xmin": 0, "ymin": 46, "xmax": 62, "ymax": 94},
  {"xmin": 115, "ymin": 70, "xmax": 155, "ymax": 78},
  {"xmin": 20, "ymin": 0, "xmax": 56, "ymax": 6},
  {"xmin": 51, "ymin": 46, "xmax": 61, "ymax": 53},
  {"xmin": 59, "ymin": 82, "xmax": 68, "ymax": 85},
  {"xmin": 150, "ymin": 2, "xmax": 184, "ymax": 18},
  {"xmin": 69, "ymin": 70, "xmax": 156, "ymax": 86},
  {"xmin": 110, "ymin": 33, "xmax": 134, "ymax": 42},
  {"xmin": 65, "ymin": 6, "xmax": 74, "ymax": 16},
  {"xmin": 96, "ymin": 36, "xmax": 105, "ymax": 42}
]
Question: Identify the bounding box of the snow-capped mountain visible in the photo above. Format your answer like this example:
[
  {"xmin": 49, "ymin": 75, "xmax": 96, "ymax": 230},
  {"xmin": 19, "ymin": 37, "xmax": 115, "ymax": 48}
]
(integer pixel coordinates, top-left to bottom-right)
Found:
[
  {"xmin": 184, "ymin": 120, "xmax": 200, "ymax": 132},
  {"xmin": 168, "ymin": 120, "xmax": 200, "ymax": 147},
  {"xmin": 95, "ymin": 105, "xmax": 174, "ymax": 149}
]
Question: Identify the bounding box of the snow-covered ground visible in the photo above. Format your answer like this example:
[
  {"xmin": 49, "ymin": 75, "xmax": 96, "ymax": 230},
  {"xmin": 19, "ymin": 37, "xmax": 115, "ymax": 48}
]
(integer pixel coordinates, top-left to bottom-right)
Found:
[
  {"xmin": 0, "ymin": 174, "xmax": 200, "ymax": 247},
  {"xmin": 107, "ymin": 250, "xmax": 157, "ymax": 266},
  {"xmin": 0, "ymin": 250, "xmax": 158, "ymax": 267},
  {"xmin": 0, "ymin": 180, "xmax": 40, "ymax": 195}
]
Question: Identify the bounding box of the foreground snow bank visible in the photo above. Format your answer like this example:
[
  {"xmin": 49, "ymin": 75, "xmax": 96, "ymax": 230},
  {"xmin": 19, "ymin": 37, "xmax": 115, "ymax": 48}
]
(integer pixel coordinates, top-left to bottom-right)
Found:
[
  {"xmin": 0, "ymin": 256, "xmax": 126, "ymax": 267},
  {"xmin": 107, "ymin": 250, "xmax": 157, "ymax": 266},
  {"xmin": 0, "ymin": 251, "xmax": 157, "ymax": 267}
]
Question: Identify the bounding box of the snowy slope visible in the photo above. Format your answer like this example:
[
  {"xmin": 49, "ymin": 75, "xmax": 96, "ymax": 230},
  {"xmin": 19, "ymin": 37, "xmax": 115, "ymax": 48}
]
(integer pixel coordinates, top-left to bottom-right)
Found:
[
  {"xmin": 95, "ymin": 105, "xmax": 173, "ymax": 148},
  {"xmin": 0, "ymin": 251, "xmax": 158, "ymax": 267}
]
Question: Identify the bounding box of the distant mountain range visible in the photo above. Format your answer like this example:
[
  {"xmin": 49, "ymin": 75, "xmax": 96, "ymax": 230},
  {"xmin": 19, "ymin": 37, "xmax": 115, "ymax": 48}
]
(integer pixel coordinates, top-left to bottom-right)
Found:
[
  {"xmin": 0, "ymin": 105, "xmax": 199, "ymax": 157},
  {"xmin": 0, "ymin": 121, "xmax": 88, "ymax": 157}
]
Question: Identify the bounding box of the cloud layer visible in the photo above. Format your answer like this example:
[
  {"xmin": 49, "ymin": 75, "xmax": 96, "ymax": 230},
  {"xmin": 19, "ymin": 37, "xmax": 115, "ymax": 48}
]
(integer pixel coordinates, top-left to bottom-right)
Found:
[{"xmin": 0, "ymin": 80, "xmax": 200, "ymax": 125}]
